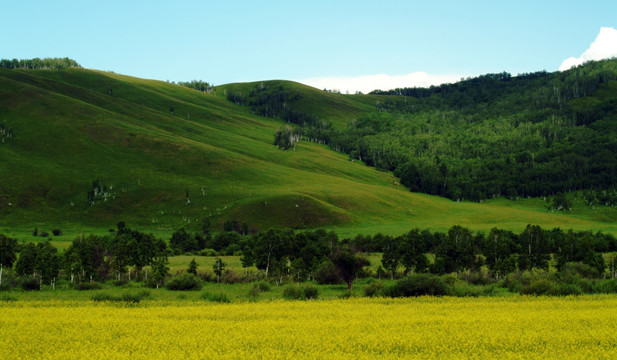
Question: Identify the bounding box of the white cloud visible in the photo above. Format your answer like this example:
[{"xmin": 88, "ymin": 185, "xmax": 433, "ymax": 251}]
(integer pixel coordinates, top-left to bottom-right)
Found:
[
  {"xmin": 559, "ymin": 27, "xmax": 617, "ymax": 71},
  {"xmin": 297, "ymin": 72, "xmax": 466, "ymax": 94}
]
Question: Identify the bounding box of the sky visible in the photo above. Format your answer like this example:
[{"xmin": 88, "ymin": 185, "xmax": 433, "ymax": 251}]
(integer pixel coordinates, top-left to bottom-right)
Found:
[{"xmin": 2, "ymin": 0, "xmax": 617, "ymax": 93}]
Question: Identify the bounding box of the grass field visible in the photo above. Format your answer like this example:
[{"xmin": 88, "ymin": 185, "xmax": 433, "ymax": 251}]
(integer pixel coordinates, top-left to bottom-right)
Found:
[
  {"xmin": 2, "ymin": 296, "xmax": 617, "ymax": 359},
  {"xmin": 2, "ymin": 68, "xmax": 617, "ymax": 243}
]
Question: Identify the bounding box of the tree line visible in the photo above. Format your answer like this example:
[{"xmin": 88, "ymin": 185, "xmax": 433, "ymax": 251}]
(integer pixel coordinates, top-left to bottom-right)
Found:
[
  {"xmin": 177, "ymin": 80, "xmax": 214, "ymax": 93},
  {"xmin": 2, "ymin": 223, "xmax": 615, "ymax": 292},
  {"xmin": 0, "ymin": 57, "xmax": 81, "ymax": 70}
]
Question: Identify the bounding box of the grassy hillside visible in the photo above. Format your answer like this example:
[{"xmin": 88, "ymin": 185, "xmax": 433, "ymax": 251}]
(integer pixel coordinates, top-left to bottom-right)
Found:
[{"xmin": 1, "ymin": 68, "xmax": 616, "ymax": 242}]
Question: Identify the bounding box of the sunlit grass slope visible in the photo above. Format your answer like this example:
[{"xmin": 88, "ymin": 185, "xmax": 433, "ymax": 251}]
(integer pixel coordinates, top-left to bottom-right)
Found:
[{"xmin": 0, "ymin": 68, "xmax": 615, "ymax": 240}]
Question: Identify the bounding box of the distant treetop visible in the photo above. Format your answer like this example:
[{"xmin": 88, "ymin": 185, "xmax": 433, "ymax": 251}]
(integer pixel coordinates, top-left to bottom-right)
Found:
[{"xmin": 0, "ymin": 57, "xmax": 81, "ymax": 70}]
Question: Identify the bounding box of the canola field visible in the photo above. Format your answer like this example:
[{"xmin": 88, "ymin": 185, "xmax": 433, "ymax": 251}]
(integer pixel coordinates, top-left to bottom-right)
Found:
[{"xmin": 2, "ymin": 296, "xmax": 617, "ymax": 359}]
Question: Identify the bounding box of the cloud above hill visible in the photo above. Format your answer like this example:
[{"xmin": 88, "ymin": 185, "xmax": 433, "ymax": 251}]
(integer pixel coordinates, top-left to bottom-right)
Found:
[
  {"xmin": 559, "ymin": 27, "xmax": 617, "ymax": 71},
  {"xmin": 298, "ymin": 72, "xmax": 465, "ymax": 94}
]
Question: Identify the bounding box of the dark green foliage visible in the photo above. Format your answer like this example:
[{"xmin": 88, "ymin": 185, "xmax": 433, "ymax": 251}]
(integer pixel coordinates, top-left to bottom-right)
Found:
[
  {"xmin": 213, "ymin": 258, "xmax": 226, "ymax": 283},
  {"xmin": 548, "ymin": 193, "xmax": 572, "ymax": 212},
  {"xmin": 0, "ymin": 57, "xmax": 81, "ymax": 69},
  {"xmin": 274, "ymin": 125, "xmax": 301, "ymax": 150},
  {"xmin": 165, "ymin": 273, "xmax": 202, "ymax": 291},
  {"xmin": 74, "ymin": 282, "xmax": 103, "ymax": 290},
  {"xmin": 302, "ymin": 285, "xmax": 319, "ymax": 300},
  {"xmin": 187, "ymin": 258, "xmax": 198, "ymax": 275},
  {"xmin": 177, "ymin": 80, "xmax": 212, "ymax": 93},
  {"xmin": 314, "ymin": 260, "xmax": 343, "ymax": 285},
  {"xmin": 0, "ymin": 234, "xmax": 18, "ymax": 269},
  {"xmin": 283, "ymin": 285, "xmax": 303, "ymax": 300},
  {"xmin": 517, "ymin": 225, "xmax": 551, "ymax": 271},
  {"xmin": 91, "ymin": 290, "xmax": 150, "ymax": 303},
  {"xmin": 255, "ymin": 281, "xmax": 271, "ymax": 292},
  {"xmin": 15, "ymin": 243, "xmax": 37, "ymax": 277},
  {"xmin": 20, "ymin": 276, "xmax": 40, "ymax": 291},
  {"xmin": 385, "ymin": 274, "xmax": 451, "ymax": 297},
  {"xmin": 52, "ymin": 229, "xmax": 61, "ymax": 236},
  {"xmin": 201, "ymin": 291, "xmax": 231, "ymax": 303},
  {"xmin": 363, "ymin": 280, "xmax": 385, "ymax": 297},
  {"xmin": 0, "ymin": 294, "xmax": 17, "ymax": 302},
  {"xmin": 519, "ymin": 279, "xmax": 558, "ymax": 295},
  {"xmin": 170, "ymin": 228, "xmax": 198, "ymax": 254},
  {"xmin": 330, "ymin": 245, "xmax": 369, "ymax": 291}
]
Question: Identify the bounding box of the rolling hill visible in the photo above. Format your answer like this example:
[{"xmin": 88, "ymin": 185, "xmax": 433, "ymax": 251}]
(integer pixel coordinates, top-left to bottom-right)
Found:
[{"xmin": 1, "ymin": 65, "xmax": 616, "ymax": 241}]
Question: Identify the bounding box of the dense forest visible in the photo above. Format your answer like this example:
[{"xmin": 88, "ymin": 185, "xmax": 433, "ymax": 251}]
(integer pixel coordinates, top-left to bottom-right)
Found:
[{"xmin": 227, "ymin": 59, "xmax": 617, "ymax": 202}]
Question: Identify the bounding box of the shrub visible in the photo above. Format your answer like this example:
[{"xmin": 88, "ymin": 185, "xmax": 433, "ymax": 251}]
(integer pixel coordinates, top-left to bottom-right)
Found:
[
  {"xmin": 363, "ymin": 280, "xmax": 385, "ymax": 297},
  {"xmin": 452, "ymin": 281, "xmax": 483, "ymax": 297},
  {"xmin": 74, "ymin": 282, "xmax": 103, "ymax": 290},
  {"xmin": 520, "ymin": 279, "xmax": 556, "ymax": 295},
  {"xmin": 0, "ymin": 272, "xmax": 18, "ymax": 290},
  {"xmin": 283, "ymin": 285, "xmax": 303, "ymax": 300},
  {"xmin": 52, "ymin": 229, "xmax": 62, "ymax": 236},
  {"xmin": 255, "ymin": 281, "xmax": 271, "ymax": 292},
  {"xmin": 91, "ymin": 291, "xmax": 150, "ymax": 303},
  {"xmin": 165, "ymin": 273, "xmax": 202, "ymax": 291},
  {"xmin": 112, "ymin": 279, "xmax": 129, "ymax": 287},
  {"xmin": 0, "ymin": 294, "xmax": 17, "ymax": 302},
  {"xmin": 202, "ymin": 291, "xmax": 231, "ymax": 303},
  {"xmin": 314, "ymin": 260, "xmax": 343, "ymax": 285},
  {"xmin": 39, "ymin": 231, "xmax": 50, "ymax": 238},
  {"xmin": 385, "ymin": 274, "xmax": 452, "ymax": 297},
  {"xmin": 21, "ymin": 277, "xmax": 40, "ymax": 291},
  {"xmin": 199, "ymin": 248, "xmax": 218, "ymax": 256},
  {"xmin": 303, "ymin": 285, "xmax": 319, "ymax": 300},
  {"xmin": 593, "ymin": 279, "xmax": 617, "ymax": 294},
  {"xmin": 550, "ymin": 283, "xmax": 582, "ymax": 296}
]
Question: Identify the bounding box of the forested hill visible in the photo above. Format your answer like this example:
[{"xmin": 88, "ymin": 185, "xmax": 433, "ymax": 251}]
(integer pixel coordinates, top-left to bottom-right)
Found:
[{"xmin": 224, "ymin": 59, "xmax": 617, "ymax": 202}]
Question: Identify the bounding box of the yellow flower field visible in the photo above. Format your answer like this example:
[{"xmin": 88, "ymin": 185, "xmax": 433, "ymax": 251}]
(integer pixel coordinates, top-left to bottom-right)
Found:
[{"xmin": 2, "ymin": 296, "xmax": 617, "ymax": 359}]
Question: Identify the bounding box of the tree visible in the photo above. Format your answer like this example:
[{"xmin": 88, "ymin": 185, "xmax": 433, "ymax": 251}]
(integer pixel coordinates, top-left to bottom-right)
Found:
[
  {"xmin": 399, "ymin": 229, "xmax": 429, "ymax": 274},
  {"xmin": 151, "ymin": 254, "xmax": 169, "ymax": 289},
  {"xmin": 35, "ymin": 242, "xmax": 60, "ymax": 285},
  {"xmin": 251, "ymin": 229, "xmax": 289, "ymax": 277},
  {"xmin": 213, "ymin": 257, "xmax": 226, "ymax": 284},
  {"xmin": 15, "ymin": 243, "xmax": 38, "ymax": 277},
  {"xmin": 170, "ymin": 227, "xmax": 196, "ymax": 254},
  {"xmin": 187, "ymin": 258, "xmax": 198, "ymax": 275},
  {"xmin": 381, "ymin": 235, "xmax": 399, "ymax": 279},
  {"xmin": 0, "ymin": 234, "xmax": 18, "ymax": 287},
  {"xmin": 518, "ymin": 224, "xmax": 551, "ymax": 271},
  {"xmin": 483, "ymin": 228, "xmax": 517, "ymax": 279},
  {"xmin": 435, "ymin": 226, "xmax": 477, "ymax": 276},
  {"xmin": 330, "ymin": 245, "xmax": 369, "ymax": 291}
]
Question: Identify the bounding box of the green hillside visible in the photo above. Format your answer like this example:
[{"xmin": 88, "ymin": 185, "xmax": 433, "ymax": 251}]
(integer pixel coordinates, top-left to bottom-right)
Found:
[{"xmin": 1, "ymin": 66, "xmax": 616, "ymax": 241}]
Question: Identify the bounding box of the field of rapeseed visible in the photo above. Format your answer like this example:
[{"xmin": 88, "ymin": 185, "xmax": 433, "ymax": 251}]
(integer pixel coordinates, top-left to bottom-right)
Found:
[{"xmin": 2, "ymin": 296, "xmax": 617, "ymax": 359}]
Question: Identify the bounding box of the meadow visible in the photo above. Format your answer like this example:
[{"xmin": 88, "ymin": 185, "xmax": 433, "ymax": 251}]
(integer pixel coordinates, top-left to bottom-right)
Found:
[{"xmin": 2, "ymin": 296, "xmax": 617, "ymax": 359}]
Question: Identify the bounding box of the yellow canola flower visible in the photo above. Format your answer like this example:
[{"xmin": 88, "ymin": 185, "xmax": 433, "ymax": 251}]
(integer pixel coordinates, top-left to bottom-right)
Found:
[{"xmin": 1, "ymin": 296, "xmax": 617, "ymax": 359}]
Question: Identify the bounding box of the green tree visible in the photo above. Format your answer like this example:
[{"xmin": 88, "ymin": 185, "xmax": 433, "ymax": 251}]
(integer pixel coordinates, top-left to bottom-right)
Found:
[
  {"xmin": 381, "ymin": 235, "xmax": 399, "ymax": 279},
  {"xmin": 483, "ymin": 228, "xmax": 517, "ymax": 279},
  {"xmin": 213, "ymin": 257, "xmax": 226, "ymax": 284},
  {"xmin": 15, "ymin": 243, "xmax": 38, "ymax": 277},
  {"xmin": 518, "ymin": 224, "xmax": 551, "ymax": 271},
  {"xmin": 330, "ymin": 245, "xmax": 369, "ymax": 291},
  {"xmin": 0, "ymin": 234, "xmax": 18, "ymax": 287},
  {"xmin": 187, "ymin": 258, "xmax": 198, "ymax": 275},
  {"xmin": 35, "ymin": 242, "xmax": 60, "ymax": 285},
  {"xmin": 400, "ymin": 229, "xmax": 429, "ymax": 274}
]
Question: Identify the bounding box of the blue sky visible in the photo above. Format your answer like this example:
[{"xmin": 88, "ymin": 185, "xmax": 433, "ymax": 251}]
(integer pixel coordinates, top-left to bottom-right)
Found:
[{"xmin": 2, "ymin": 1, "xmax": 616, "ymax": 92}]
